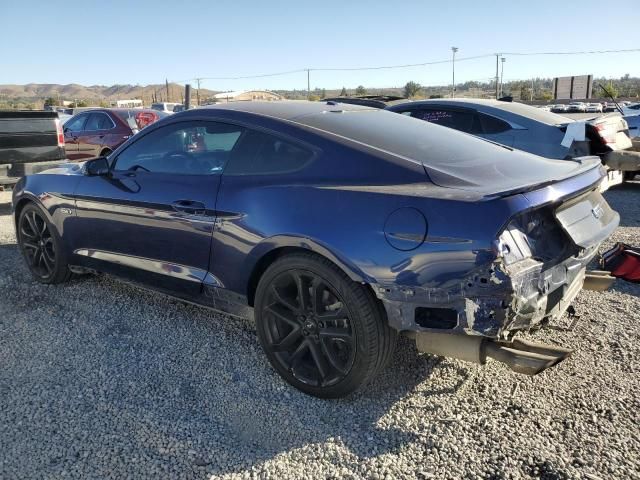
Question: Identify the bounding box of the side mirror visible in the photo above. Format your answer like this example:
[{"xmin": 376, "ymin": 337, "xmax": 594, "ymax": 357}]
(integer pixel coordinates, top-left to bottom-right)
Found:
[{"xmin": 85, "ymin": 156, "xmax": 110, "ymax": 176}]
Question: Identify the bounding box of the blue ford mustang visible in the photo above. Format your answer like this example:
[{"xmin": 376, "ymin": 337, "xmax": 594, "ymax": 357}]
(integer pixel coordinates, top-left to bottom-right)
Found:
[{"xmin": 12, "ymin": 102, "xmax": 618, "ymax": 397}]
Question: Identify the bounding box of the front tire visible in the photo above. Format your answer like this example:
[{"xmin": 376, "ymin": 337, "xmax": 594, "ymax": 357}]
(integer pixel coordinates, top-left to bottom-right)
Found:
[
  {"xmin": 255, "ymin": 252, "xmax": 396, "ymax": 398},
  {"xmin": 17, "ymin": 203, "xmax": 71, "ymax": 284}
]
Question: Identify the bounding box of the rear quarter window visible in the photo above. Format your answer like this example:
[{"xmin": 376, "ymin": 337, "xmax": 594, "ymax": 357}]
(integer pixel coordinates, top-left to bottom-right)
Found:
[
  {"xmin": 225, "ymin": 129, "xmax": 314, "ymax": 175},
  {"xmin": 478, "ymin": 113, "xmax": 511, "ymax": 134}
]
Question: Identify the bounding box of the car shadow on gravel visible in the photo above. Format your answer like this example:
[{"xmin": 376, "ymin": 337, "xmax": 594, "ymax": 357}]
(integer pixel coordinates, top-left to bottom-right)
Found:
[
  {"xmin": 0, "ymin": 245, "xmax": 472, "ymax": 477},
  {"xmin": 605, "ymin": 181, "xmax": 640, "ymax": 227}
]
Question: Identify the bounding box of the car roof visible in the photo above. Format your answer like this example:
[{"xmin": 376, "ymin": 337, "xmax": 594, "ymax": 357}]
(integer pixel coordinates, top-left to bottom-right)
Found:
[
  {"xmin": 198, "ymin": 100, "xmax": 377, "ymax": 120},
  {"xmin": 390, "ymin": 98, "xmax": 572, "ymax": 125}
]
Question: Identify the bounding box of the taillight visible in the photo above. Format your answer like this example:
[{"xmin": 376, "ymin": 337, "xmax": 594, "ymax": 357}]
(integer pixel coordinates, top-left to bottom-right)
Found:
[
  {"xmin": 595, "ymin": 123, "xmax": 616, "ymax": 144},
  {"xmin": 55, "ymin": 119, "xmax": 65, "ymax": 147},
  {"xmin": 134, "ymin": 111, "xmax": 159, "ymax": 129}
]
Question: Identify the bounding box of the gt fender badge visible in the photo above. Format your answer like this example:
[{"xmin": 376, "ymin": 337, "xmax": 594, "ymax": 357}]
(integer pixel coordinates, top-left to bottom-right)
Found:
[{"xmin": 60, "ymin": 208, "xmax": 74, "ymax": 215}]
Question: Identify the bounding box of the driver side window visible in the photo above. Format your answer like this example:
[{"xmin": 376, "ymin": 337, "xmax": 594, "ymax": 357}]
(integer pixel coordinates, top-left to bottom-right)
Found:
[{"xmin": 113, "ymin": 121, "xmax": 244, "ymax": 175}]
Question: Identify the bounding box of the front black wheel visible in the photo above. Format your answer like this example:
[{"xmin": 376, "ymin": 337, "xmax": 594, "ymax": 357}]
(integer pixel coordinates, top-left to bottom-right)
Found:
[
  {"xmin": 255, "ymin": 253, "xmax": 396, "ymax": 398},
  {"xmin": 17, "ymin": 203, "xmax": 71, "ymax": 284}
]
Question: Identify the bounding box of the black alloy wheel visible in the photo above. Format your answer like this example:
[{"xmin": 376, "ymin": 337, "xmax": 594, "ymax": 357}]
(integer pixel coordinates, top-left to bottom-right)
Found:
[
  {"xmin": 263, "ymin": 269, "xmax": 356, "ymax": 387},
  {"xmin": 18, "ymin": 204, "xmax": 71, "ymax": 284},
  {"xmin": 255, "ymin": 253, "xmax": 396, "ymax": 398},
  {"xmin": 20, "ymin": 209, "xmax": 56, "ymax": 278}
]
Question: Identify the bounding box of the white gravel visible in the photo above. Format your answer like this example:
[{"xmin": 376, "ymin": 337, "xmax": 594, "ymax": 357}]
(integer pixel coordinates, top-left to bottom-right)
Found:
[{"xmin": 0, "ymin": 185, "xmax": 639, "ymax": 480}]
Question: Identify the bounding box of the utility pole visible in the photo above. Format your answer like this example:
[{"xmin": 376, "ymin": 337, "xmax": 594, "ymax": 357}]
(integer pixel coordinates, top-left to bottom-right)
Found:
[
  {"xmin": 196, "ymin": 78, "xmax": 201, "ymax": 106},
  {"xmin": 306, "ymin": 69, "xmax": 311, "ymax": 100},
  {"xmin": 451, "ymin": 47, "xmax": 458, "ymax": 98},
  {"xmin": 531, "ymin": 78, "xmax": 534, "ymax": 102},
  {"xmin": 500, "ymin": 57, "xmax": 506, "ymax": 97},
  {"xmin": 495, "ymin": 54, "xmax": 500, "ymax": 99},
  {"xmin": 165, "ymin": 78, "xmax": 170, "ymax": 103}
]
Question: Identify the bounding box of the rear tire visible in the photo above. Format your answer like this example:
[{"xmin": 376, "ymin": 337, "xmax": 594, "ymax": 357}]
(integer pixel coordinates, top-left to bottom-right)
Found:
[
  {"xmin": 17, "ymin": 203, "xmax": 72, "ymax": 284},
  {"xmin": 254, "ymin": 252, "xmax": 396, "ymax": 398}
]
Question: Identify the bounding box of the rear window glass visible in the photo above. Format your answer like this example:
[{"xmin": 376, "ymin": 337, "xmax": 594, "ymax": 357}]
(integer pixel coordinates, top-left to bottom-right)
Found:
[
  {"xmin": 411, "ymin": 109, "xmax": 479, "ymax": 133},
  {"xmin": 490, "ymin": 102, "xmax": 573, "ymax": 124},
  {"xmin": 297, "ymin": 109, "xmax": 504, "ymax": 168}
]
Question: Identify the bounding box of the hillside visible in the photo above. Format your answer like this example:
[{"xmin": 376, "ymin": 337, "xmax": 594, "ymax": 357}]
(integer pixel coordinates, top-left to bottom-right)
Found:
[{"xmin": 0, "ymin": 83, "xmax": 217, "ymax": 108}]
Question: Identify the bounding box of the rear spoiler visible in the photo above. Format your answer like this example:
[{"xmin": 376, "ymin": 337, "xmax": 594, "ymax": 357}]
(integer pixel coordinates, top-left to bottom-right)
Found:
[{"xmin": 487, "ymin": 158, "xmax": 604, "ymax": 201}]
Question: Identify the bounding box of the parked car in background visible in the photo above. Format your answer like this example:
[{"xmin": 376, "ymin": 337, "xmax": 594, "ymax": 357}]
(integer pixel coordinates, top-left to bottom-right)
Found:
[
  {"xmin": 12, "ymin": 101, "xmax": 618, "ymax": 397},
  {"xmin": 63, "ymin": 108, "xmax": 167, "ymax": 161},
  {"xmin": 151, "ymin": 102, "xmax": 181, "ymax": 114},
  {"xmin": 604, "ymin": 102, "xmax": 618, "ymax": 113},
  {"xmin": 385, "ymin": 98, "xmax": 640, "ymax": 186},
  {"xmin": 537, "ymin": 105, "xmax": 552, "ymax": 112},
  {"xmin": 622, "ymin": 102, "xmax": 640, "ymax": 116},
  {"xmin": 586, "ymin": 103, "xmax": 603, "ymax": 113},
  {"xmin": 0, "ymin": 110, "xmax": 66, "ymax": 188},
  {"xmin": 566, "ymin": 102, "xmax": 586, "ymax": 113},
  {"xmin": 551, "ymin": 104, "xmax": 568, "ymax": 113}
]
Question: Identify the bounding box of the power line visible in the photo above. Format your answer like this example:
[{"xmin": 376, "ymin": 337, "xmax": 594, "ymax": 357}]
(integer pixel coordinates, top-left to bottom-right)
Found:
[
  {"xmin": 502, "ymin": 48, "xmax": 640, "ymax": 56},
  {"xmin": 312, "ymin": 54, "xmax": 494, "ymax": 71},
  {"xmin": 171, "ymin": 48, "xmax": 640, "ymax": 84}
]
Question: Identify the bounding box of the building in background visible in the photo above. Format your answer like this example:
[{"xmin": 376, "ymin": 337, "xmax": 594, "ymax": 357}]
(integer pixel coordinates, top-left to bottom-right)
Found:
[
  {"xmin": 212, "ymin": 90, "xmax": 282, "ymax": 103},
  {"xmin": 111, "ymin": 99, "xmax": 144, "ymax": 109}
]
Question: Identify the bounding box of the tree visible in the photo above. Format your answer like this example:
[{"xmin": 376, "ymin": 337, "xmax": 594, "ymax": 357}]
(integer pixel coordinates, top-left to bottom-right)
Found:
[
  {"xmin": 76, "ymin": 100, "xmax": 88, "ymax": 107},
  {"xmin": 340, "ymin": 87, "xmax": 348, "ymax": 96},
  {"xmin": 355, "ymin": 85, "xmax": 367, "ymax": 96},
  {"xmin": 308, "ymin": 94, "xmax": 320, "ymax": 101},
  {"xmin": 601, "ymin": 83, "xmax": 619, "ymax": 99},
  {"xmin": 404, "ymin": 81, "xmax": 422, "ymax": 98},
  {"xmin": 321, "ymin": 88, "xmax": 326, "ymax": 99},
  {"xmin": 44, "ymin": 97, "xmax": 57, "ymax": 107}
]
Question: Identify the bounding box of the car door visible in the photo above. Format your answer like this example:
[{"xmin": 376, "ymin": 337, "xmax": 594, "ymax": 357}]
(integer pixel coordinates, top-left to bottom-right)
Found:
[
  {"xmin": 63, "ymin": 113, "xmax": 89, "ymax": 160},
  {"xmin": 69, "ymin": 119, "xmax": 245, "ymax": 296},
  {"xmin": 209, "ymin": 128, "xmax": 316, "ymax": 302},
  {"xmin": 77, "ymin": 112, "xmax": 116, "ymax": 159}
]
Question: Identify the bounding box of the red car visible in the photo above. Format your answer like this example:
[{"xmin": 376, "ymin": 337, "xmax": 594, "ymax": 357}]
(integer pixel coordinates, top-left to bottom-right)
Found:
[{"xmin": 63, "ymin": 109, "xmax": 167, "ymax": 160}]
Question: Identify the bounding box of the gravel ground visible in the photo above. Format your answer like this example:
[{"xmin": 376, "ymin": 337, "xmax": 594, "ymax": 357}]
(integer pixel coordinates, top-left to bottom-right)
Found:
[{"xmin": 0, "ymin": 185, "xmax": 639, "ymax": 480}]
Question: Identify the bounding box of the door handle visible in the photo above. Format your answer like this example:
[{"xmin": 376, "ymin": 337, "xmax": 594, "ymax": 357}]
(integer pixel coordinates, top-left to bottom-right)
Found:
[{"xmin": 172, "ymin": 200, "xmax": 206, "ymax": 215}]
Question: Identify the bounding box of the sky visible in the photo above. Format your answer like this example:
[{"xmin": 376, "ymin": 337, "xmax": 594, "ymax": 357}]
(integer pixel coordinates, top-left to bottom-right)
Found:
[{"xmin": 2, "ymin": 0, "xmax": 639, "ymax": 91}]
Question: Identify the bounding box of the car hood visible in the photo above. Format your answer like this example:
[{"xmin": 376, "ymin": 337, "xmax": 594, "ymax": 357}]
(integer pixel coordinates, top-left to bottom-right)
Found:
[{"xmin": 37, "ymin": 161, "xmax": 86, "ymax": 175}]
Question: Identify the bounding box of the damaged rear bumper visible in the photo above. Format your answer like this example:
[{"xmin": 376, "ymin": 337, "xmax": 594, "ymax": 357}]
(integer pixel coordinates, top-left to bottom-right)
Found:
[
  {"xmin": 374, "ymin": 249, "xmax": 591, "ymax": 339},
  {"xmin": 374, "ymin": 188, "xmax": 619, "ymax": 340}
]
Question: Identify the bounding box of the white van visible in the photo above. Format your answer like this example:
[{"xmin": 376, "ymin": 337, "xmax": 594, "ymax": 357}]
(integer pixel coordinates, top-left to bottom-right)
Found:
[{"xmin": 151, "ymin": 102, "xmax": 181, "ymax": 114}]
